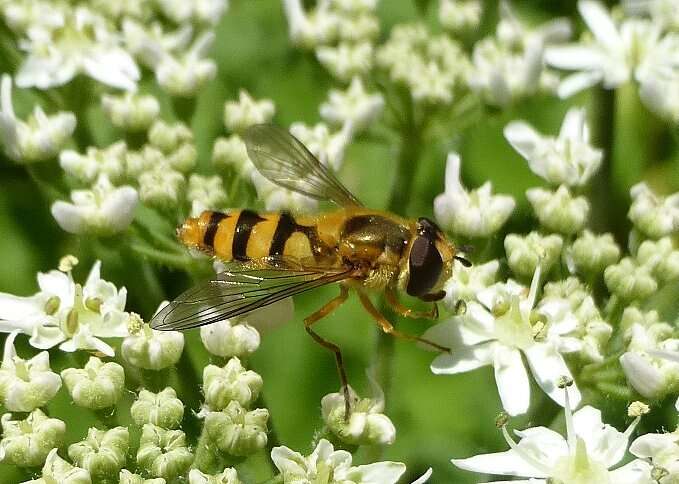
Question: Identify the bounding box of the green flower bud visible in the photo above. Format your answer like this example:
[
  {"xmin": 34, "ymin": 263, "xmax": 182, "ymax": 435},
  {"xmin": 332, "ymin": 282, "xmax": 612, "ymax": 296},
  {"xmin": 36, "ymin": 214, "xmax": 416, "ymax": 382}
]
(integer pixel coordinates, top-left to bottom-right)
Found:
[
  {"xmin": 101, "ymin": 92, "xmax": 160, "ymax": 132},
  {"xmin": 138, "ymin": 167, "xmax": 186, "ymax": 210},
  {"xmin": 188, "ymin": 468, "xmax": 242, "ymax": 484},
  {"xmin": 526, "ymin": 185, "xmax": 590, "ymax": 235},
  {"xmin": 604, "ymin": 257, "xmax": 658, "ymax": 302},
  {"xmin": 203, "ymin": 357, "xmax": 263, "ymax": 410},
  {"xmin": 22, "ymin": 448, "xmax": 92, "ymax": 484},
  {"xmin": 212, "ymin": 135, "xmax": 255, "ymax": 177},
  {"xmin": 628, "ymin": 182, "xmax": 679, "ymax": 239},
  {"xmin": 136, "ymin": 424, "xmax": 193, "ymax": 480},
  {"xmin": 68, "ymin": 427, "xmax": 129, "ymax": 480},
  {"xmin": 568, "ymin": 230, "xmax": 620, "ymax": 276},
  {"xmin": 61, "ymin": 357, "xmax": 125, "ymax": 410},
  {"xmin": 131, "ymin": 388, "xmax": 184, "ymax": 429},
  {"xmin": 119, "ymin": 469, "xmax": 167, "ymax": 484},
  {"xmin": 122, "ymin": 324, "xmax": 184, "ymax": 370},
  {"xmin": 187, "ymin": 175, "xmax": 228, "ymax": 211},
  {"xmin": 148, "ymin": 121, "xmax": 193, "ymax": 154},
  {"xmin": 200, "ymin": 319, "xmax": 260, "ymax": 358},
  {"xmin": 0, "ymin": 331, "xmax": 62, "ymax": 412},
  {"xmin": 167, "ymin": 143, "xmax": 197, "ymax": 173},
  {"xmin": 204, "ymin": 401, "xmax": 269, "ymax": 456},
  {"xmin": 504, "ymin": 231, "xmax": 563, "ymax": 279},
  {"xmin": 321, "ymin": 386, "xmax": 395, "ymax": 446},
  {"xmin": 1, "ymin": 409, "xmax": 66, "ymax": 467},
  {"xmin": 126, "ymin": 146, "xmax": 164, "ymax": 178},
  {"xmin": 636, "ymin": 237, "xmax": 679, "ymax": 283}
]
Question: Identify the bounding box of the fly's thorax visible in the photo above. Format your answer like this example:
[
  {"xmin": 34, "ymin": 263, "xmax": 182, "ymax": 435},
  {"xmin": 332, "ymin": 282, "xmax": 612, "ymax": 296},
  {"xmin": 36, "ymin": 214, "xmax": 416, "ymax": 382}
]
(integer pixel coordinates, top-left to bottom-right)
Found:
[
  {"xmin": 337, "ymin": 211, "xmax": 410, "ymax": 267},
  {"xmin": 398, "ymin": 217, "xmax": 455, "ymax": 301}
]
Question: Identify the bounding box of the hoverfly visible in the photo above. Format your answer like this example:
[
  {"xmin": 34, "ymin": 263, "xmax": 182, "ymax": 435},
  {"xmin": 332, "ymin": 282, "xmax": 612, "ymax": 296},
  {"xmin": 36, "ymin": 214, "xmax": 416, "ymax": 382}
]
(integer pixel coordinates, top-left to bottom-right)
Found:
[{"xmin": 151, "ymin": 124, "xmax": 470, "ymax": 415}]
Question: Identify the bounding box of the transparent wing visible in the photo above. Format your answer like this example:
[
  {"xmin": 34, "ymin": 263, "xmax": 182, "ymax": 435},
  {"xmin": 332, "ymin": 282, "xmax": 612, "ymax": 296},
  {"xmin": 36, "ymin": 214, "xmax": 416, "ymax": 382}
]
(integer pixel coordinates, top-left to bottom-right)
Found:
[
  {"xmin": 150, "ymin": 257, "xmax": 355, "ymax": 331},
  {"xmin": 242, "ymin": 124, "xmax": 362, "ymax": 207}
]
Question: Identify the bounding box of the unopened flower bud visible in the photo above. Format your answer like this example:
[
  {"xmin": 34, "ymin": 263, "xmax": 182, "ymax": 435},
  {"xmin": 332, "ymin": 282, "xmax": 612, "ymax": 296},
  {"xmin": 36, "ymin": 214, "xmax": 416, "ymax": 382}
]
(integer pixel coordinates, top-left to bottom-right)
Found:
[
  {"xmin": 61, "ymin": 357, "xmax": 125, "ymax": 410},
  {"xmin": 568, "ymin": 230, "xmax": 620, "ymax": 276},
  {"xmin": 620, "ymin": 352, "xmax": 666, "ymax": 399},
  {"xmin": 203, "ymin": 357, "xmax": 263, "ymax": 410},
  {"xmin": 154, "ymin": 33, "xmax": 217, "ymax": 98},
  {"xmin": 122, "ymin": 324, "xmax": 184, "ymax": 370},
  {"xmin": 0, "ymin": 331, "xmax": 61, "ymax": 412},
  {"xmin": 167, "ymin": 143, "xmax": 197, "ymax": 173},
  {"xmin": 604, "ymin": 257, "xmax": 657, "ymax": 302},
  {"xmin": 136, "ymin": 424, "xmax": 193, "ymax": 480},
  {"xmin": 504, "ymin": 232, "xmax": 563, "ymax": 279},
  {"xmin": 60, "ymin": 142, "xmax": 128, "ymax": 185},
  {"xmin": 68, "ymin": 427, "xmax": 129, "ymax": 480},
  {"xmin": 188, "ymin": 468, "xmax": 242, "ymax": 484},
  {"xmin": 628, "ymin": 182, "xmax": 679, "ymax": 239},
  {"xmin": 200, "ymin": 319, "xmax": 260, "ymax": 358},
  {"xmin": 636, "ymin": 237, "xmax": 679, "ymax": 283},
  {"xmin": 126, "ymin": 146, "xmax": 164, "ymax": 178},
  {"xmin": 204, "ymin": 401, "xmax": 269, "ymax": 456},
  {"xmin": 321, "ymin": 386, "xmax": 395, "ymax": 446},
  {"xmin": 102, "ymin": 92, "xmax": 160, "ymax": 131},
  {"xmin": 148, "ymin": 121, "xmax": 193, "ymax": 154},
  {"xmin": 0, "ymin": 410, "xmax": 65, "ymax": 467},
  {"xmin": 138, "ymin": 167, "xmax": 185, "ymax": 209},
  {"xmin": 32, "ymin": 448, "xmax": 91, "ymax": 483},
  {"xmin": 526, "ymin": 185, "xmax": 589, "ymax": 235},
  {"xmin": 131, "ymin": 388, "xmax": 184, "ymax": 429},
  {"xmin": 212, "ymin": 135, "xmax": 254, "ymax": 176},
  {"xmin": 223, "ymin": 90, "xmax": 275, "ymax": 133},
  {"xmin": 119, "ymin": 469, "xmax": 167, "ymax": 484}
]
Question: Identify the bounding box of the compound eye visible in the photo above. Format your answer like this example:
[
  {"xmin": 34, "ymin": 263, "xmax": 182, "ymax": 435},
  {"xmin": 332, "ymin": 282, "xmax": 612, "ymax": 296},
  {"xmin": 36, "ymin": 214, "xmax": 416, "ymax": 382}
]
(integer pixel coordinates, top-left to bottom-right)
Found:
[{"xmin": 406, "ymin": 236, "xmax": 443, "ymax": 297}]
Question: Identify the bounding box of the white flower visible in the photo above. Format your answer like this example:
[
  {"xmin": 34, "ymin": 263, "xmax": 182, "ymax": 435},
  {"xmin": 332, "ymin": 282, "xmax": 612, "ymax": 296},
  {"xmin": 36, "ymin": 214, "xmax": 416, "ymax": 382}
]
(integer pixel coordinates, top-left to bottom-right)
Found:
[
  {"xmin": 0, "ymin": 259, "xmax": 129, "ymax": 356},
  {"xmin": 453, "ymin": 399, "xmax": 652, "ymax": 483},
  {"xmin": 433, "ymin": 152, "xmax": 515, "ymax": 238},
  {"xmin": 635, "ymin": 33, "xmax": 679, "ymax": 122},
  {"xmin": 439, "ymin": 0, "xmax": 482, "ymax": 32},
  {"xmin": 424, "ymin": 266, "xmax": 581, "ymax": 415},
  {"xmin": 0, "ymin": 75, "xmax": 76, "ymax": 162},
  {"xmin": 545, "ymin": 0, "xmax": 662, "ymax": 97},
  {"xmin": 101, "ymin": 92, "xmax": 160, "ymax": 131},
  {"xmin": 624, "ymin": 0, "xmax": 679, "ymax": 31},
  {"xmin": 271, "ymin": 439, "xmax": 406, "ymax": 484},
  {"xmin": 52, "ymin": 174, "xmax": 138, "ymax": 236},
  {"xmin": 0, "ymin": 331, "xmax": 61, "ymax": 412},
  {"xmin": 16, "ymin": 7, "xmax": 139, "ymax": 90},
  {"xmin": 224, "ymin": 89, "xmax": 275, "ymax": 133},
  {"xmin": 281, "ymin": 0, "xmax": 339, "ymax": 48},
  {"xmin": 122, "ymin": 313, "xmax": 184, "ymax": 370},
  {"xmin": 316, "ymin": 42, "xmax": 374, "ymax": 82},
  {"xmin": 630, "ymin": 431, "xmax": 679, "ymax": 483},
  {"xmin": 289, "ymin": 122, "xmax": 351, "ymax": 171},
  {"xmin": 320, "ymin": 76, "xmax": 384, "ymax": 133},
  {"xmin": 628, "ymin": 182, "xmax": 679, "ymax": 239},
  {"xmin": 153, "ymin": 32, "xmax": 217, "ymax": 97},
  {"xmin": 442, "ymin": 259, "xmax": 500, "ymax": 308},
  {"xmin": 59, "ymin": 142, "xmax": 128, "ymax": 185},
  {"xmin": 321, "ymin": 385, "xmax": 396, "ymax": 446},
  {"xmin": 156, "ymin": 0, "xmax": 228, "ymax": 26},
  {"xmin": 504, "ymin": 107, "xmax": 602, "ymax": 187},
  {"xmin": 467, "ymin": 2, "xmax": 571, "ymax": 106},
  {"xmin": 200, "ymin": 319, "xmax": 260, "ymax": 358}
]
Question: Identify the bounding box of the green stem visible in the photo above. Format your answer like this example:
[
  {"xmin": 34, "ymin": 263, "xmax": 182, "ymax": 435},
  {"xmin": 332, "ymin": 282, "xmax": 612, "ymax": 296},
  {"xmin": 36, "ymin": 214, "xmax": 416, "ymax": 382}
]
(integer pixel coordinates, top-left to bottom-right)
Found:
[
  {"xmin": 25, "ymin": 164, "xmax": 66, "ymax": 202},
  {"xmin": 595, "ymin": 381, "xmax": 632, "ymax": 400},
  {"xmin": 193, "ymin": 427, "xmax": 220, "ymax": 473},
  {"xmin": 130, "ymin": 242, "xmax": 194, "ymax": 270},
  {"xmin": 258, "ymin": 476, "xmax": 283, "ymax": 484}
]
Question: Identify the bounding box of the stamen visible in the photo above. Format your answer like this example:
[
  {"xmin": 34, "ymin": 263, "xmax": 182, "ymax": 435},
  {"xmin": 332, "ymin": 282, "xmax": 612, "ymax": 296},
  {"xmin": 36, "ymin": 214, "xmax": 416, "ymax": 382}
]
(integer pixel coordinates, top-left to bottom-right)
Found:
[{"xmin": 527, "ymin": 263, "xmax": 542, "ymax": 312}]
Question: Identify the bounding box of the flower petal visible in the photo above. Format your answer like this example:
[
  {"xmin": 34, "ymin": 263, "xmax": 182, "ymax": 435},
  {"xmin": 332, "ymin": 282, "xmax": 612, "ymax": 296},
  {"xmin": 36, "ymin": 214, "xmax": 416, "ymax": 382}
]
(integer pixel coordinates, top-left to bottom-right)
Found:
[
  {"xmin": 578, "ymin": 0, "xmax": 621, "ymax": 49},
  {"xmin": 556, "ymin": 71, "xmax": 603, "ymax": 98},
  {"xmin": 452, "ymin": 449, "xmax": 547, "ymax": 478},
  {"xmin": 524, "ymin": 342, "xmax": 581, "ymax": 408},
  {"xmin": 431, "ymin": 341, "xmax": 494, "ymax": 375},
  {"xmin": 607, "ymin": 459, "xmax": 653, "ymax": 484},
  {"xmin": 572, "ymin": 405, "xmax": 628, "ymax": 467},
  {"xmin": 504, "ymin": 121, "xmax": 542, "ymax": 162},
  {"xmin": 494, "ymin": 345, "xmax": 530, "ymax": 416}
]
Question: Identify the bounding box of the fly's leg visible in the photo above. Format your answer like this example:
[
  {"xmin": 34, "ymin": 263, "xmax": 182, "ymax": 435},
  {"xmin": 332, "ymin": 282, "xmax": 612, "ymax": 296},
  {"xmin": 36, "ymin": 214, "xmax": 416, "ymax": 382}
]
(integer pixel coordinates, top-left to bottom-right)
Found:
[
  {"xmin": 304, "ymin": 285, "xmax": 352, "ymax": 419},
  {"xmin": 385, "ymin": 286, "xmax": 438, "ymax": 320},
  {"xmin": 358, "ymin": 291, "xmax": 450, "ymax": 352}
]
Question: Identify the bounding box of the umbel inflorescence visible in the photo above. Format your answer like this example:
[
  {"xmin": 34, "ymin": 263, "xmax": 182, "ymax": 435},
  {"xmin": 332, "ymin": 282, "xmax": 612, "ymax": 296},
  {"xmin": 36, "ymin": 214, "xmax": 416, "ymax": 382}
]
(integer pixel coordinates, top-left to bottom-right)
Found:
[{"xmin": 0, "ymin": 0, "xmax": 679, "ymax": 482}]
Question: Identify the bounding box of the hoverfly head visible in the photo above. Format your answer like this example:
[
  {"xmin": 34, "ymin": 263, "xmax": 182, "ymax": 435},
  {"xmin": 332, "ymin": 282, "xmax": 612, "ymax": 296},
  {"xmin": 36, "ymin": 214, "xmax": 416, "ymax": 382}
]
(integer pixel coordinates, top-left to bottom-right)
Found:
[{"xmin": 405, "ymin": 217, "xmax": 458, "ymax": 301}]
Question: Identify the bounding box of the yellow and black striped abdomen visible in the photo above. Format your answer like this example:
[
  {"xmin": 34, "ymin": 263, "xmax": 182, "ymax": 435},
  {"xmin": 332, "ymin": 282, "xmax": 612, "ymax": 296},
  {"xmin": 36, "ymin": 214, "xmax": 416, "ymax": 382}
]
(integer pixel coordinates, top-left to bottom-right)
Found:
[{"xmin": 178, "ymin": 210, "xmax": 327, "ymax": 262}]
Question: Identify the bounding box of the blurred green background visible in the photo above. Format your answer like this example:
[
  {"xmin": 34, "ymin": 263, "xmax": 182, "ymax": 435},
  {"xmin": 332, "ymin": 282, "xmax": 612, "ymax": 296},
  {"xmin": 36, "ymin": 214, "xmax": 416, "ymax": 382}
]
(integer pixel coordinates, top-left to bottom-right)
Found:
[{"xmin": 2, "ymin": 0, "xmax": 679, "ymax": 482}]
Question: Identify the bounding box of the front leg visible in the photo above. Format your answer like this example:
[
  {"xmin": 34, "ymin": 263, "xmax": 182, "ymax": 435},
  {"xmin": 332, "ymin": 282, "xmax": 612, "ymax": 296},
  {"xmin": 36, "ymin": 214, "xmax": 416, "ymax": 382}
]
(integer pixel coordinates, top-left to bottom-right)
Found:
[{"xmin": 385, "ymin": 286, "xmax": 438, "ymax": 320}]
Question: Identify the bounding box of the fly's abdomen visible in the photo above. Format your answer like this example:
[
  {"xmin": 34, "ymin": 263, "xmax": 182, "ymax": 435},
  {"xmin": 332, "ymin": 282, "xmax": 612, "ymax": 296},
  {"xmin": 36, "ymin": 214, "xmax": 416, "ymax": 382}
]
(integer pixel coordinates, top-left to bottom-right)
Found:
[{"xmin": 178, "ymin": 210, "xmax": 327, "ymax": 262}]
